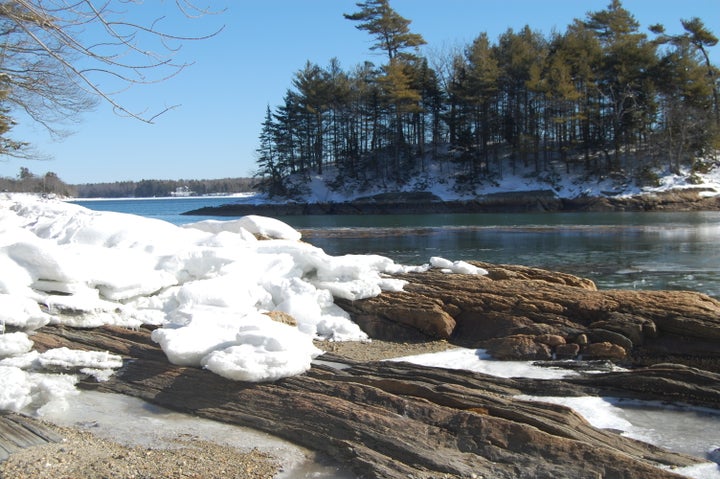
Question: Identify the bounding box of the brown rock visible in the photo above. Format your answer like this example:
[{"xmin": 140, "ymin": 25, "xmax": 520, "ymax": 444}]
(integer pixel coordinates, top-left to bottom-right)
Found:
[
  {"xmin": 454, "ymin": 311, "xmax": 535, "ymax": 340},
  {"xmin": 29, "ymin": 324, "xmax": 716, "ymax": 479},
  {"xmin": 482, "ymin": 335, "xmax": 553, "ymax": 360},
  {"xmin": 588, "ymin": 328, "xmax": 633, "ymax": 352},
  {"xmin": 590, "ymin": 312, "xmax": 652, "ymax": 345},
  {"xmin": 338, "ymin": 263, "xmax": 720, "ymax": 370},
  {"xmin": 536, "ymin": 334, "xmax": 566, "ymax": 347},
  {"xmin": 555, "ymin": 343, "xmax": 581, "ymax": 358},
  {"xmin": 0, "ymin": 414, "xmax": 63, "ymax": 461},
  {"xmin": 264, "ymin": 310, "xmax": 296, "ymax": 326},
  {"xmin": 583, "ymin": 342, "xmax": 627, "ymax": 360},
  {"xmin": 337, "ymin": 292, "xmax": 456, "ymax": 340}
]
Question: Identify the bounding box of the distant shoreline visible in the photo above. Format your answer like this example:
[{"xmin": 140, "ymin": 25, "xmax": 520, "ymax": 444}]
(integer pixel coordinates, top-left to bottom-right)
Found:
[
  {"xmin": 182, "ymin": 188, "xmax": 720, "ymax": 217},
  {"xmin": 68, "ymin": 193, "xmax": 253, "ymax": 202}
]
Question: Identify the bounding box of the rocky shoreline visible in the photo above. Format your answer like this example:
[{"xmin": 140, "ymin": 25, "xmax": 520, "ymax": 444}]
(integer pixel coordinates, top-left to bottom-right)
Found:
[
  {"xmin": 0, "ymin": 339, "xmax": 460, "ymax": 479},
  {"xmin": 2, "ymin": 262, "xmax": 718, "ymax": 479},
  {"xmin": 337, "ymin": 262, "xmax": 720, "ymax": 373},
  {"xmin": 182, "ymin": 188, "xmax": 720, "ymax": 216}
]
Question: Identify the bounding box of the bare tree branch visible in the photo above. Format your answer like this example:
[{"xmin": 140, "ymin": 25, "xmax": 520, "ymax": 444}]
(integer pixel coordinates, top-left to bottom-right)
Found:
[{"xmin": 0, "ymin": 0, "xmax": 225, "ymax": 158}]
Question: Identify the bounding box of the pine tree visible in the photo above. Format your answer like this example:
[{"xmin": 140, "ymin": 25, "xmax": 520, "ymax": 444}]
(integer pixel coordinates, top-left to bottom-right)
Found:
[
  {"xmin": 555, "ymin": 21, "xmax": 604, "ymax": 170},
  {"xmin": 345, "ymin": 0, "xmax": 427, "ymax": 179},
  {"xmin": 254, "ymin": 106, "xmax": 286, "ymax": 197},
  {"xmin": 651, "ymin": 25, "xmax": 718, "ymax": 172},
  {"xmin": 584, "ymin": 0, "xmax": 658, "ymax": 172},
  {"xmin": 463, "ymin": 33, "xmax": 501, "ymax": 179},
  {"xmin": 344, "ymin": 0, "xmax": 426, "ymax": 62},
  {"xmin": 680, "ymin": 18, "xmax": 719, "ymax": 125},
  {"xmin": 496, "ymin": 26, "xmax": 548, "ymax": 174}
]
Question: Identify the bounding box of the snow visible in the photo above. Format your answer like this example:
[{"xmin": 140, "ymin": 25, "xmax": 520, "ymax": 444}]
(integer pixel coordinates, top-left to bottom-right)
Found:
[
  {"xmin": 0, "ymin": 366, "xmax": 79, "ymax": 415},
  {"xmin": 0, "ymin": 193, "xmax": 467, "ymax": 415},
  {"xmin": 390, "ymin": 347, "xmax": 578, "ymax": 380},
  {"xmin": 0, "ymin": 332, "xmax": 33, "ymax": 357},
  {"xmin": 430, "ymin": 256, "xmax": 488, "ymax": 275}
]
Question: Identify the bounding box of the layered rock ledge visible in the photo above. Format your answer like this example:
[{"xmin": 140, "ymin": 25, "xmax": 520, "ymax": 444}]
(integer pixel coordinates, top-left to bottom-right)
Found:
[
  {"xmin": 182, "ymin": 188, "xmax": 720, "ymax": 216},
  {"xmin": 338, "ymin": 262, "xmax": 720, "ymax": 372},
  {"xmin": 22, "ymin": 263, "xmax": 720, "ymax": 479}
]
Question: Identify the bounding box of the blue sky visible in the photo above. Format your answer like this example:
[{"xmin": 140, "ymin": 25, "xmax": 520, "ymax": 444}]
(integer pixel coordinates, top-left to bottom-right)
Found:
[{"xmin": 2, "ymin": 0, "xmax": 719, "ymax": 185}]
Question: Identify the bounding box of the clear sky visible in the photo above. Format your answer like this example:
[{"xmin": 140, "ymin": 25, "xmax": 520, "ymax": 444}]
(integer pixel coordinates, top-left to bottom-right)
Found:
[{"xmin": 1, "ymin": 0, "xmax": 719, "ymax": 185}]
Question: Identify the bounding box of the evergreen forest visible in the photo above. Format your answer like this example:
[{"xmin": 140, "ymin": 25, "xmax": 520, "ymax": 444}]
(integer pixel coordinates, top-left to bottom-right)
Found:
[{"xmin": 255, "ymin": 0, "xmax": 720, "ymax": 198}]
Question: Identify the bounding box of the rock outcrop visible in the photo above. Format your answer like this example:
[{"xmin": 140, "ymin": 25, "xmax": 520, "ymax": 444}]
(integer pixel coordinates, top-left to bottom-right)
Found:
[
  {"xmin": 337, "ymin": 262, "xmax": 720, "ymax": 371},
  {"xmin": 29, "ymin": 325, "xmax": 716, "ymax": 479},
  {"xmin": 22, "ymin": 262, "xmax": 720, "ymax": 478}
]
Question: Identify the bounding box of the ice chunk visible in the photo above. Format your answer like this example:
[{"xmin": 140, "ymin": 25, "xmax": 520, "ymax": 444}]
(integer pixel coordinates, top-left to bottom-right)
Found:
[
  {"xmin": 0, "ymin": 365, "xmax": 78, "ymax": 415},
  {"xmin": 430, "ymin": 256, "xmax": 488, "ymax": 275},
  {"xmin": 0, "ymin": 366, "xmax": 32, "ymax": 412},
  {"xmin": 37, "ymin": 347, "xmax": 124, "ymax": 372},
  {"xmin": 0, "ymin": 294, "xmax": 53, "ymax": 330},
  {"xmin": 201, "ymin": 320, "xmax": 322, "ymax": 381},
  {"xmin": 0, "ymin": 332, "xmax": 34, "ymax": 358},
  {"xmin": 235, "ymin": 215, "xmax": 302, "ymax": 241}
]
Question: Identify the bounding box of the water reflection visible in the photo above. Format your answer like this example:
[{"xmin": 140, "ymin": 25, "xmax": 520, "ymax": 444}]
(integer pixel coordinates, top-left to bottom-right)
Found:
[{"xmin": 297, "ymin": 212, "xmax": 720, "ymax": 299}]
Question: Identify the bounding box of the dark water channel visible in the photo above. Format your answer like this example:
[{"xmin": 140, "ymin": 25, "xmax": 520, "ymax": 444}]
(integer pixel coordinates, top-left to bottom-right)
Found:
[{"xmin": 290, "ymin": 211, "xmax": 720, "ymax": 298}]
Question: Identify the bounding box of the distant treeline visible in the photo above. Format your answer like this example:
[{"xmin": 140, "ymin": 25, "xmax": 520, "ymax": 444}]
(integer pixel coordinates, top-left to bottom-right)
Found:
[
  {"xmin": 256, "ymin": 0, "xmax": 720, "ymax": 197},
  {"xmin": 1, "ymin": 168, "xmax": 256, "ymax": 197},
  {"xmin": 74, "ymin": 177, "xmax": 256, "ymax": 198},
  {"xmin": 0, "ymin": 167, "xmax": 77, "ymax": 196}
]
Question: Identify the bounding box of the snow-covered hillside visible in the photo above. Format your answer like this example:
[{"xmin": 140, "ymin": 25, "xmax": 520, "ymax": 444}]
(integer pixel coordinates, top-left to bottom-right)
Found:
[{"xmin": 257, "ymin": 161, "xmax": 720, "ymax": 204}]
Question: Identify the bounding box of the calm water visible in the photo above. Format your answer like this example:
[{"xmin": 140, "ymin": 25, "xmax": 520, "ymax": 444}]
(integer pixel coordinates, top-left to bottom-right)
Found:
[
  {"xmin": 71, "ymin": 196, "xmax": 240, "ymax": 224},
  {"xmin": 71, "ymin": 197, "xmax": 720, "ymax": 298}
]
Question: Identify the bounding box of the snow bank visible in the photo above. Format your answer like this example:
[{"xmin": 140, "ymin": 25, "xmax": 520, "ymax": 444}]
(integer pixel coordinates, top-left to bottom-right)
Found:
[{"xmin": 0, "ymin": 193, "xmax": 466, "ymax": 414}]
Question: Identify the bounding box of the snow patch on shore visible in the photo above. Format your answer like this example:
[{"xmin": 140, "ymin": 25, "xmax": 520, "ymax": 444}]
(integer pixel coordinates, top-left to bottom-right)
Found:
[{"xmin": 0, "ymin": 193, "xmax": 472, "ymax": 415}]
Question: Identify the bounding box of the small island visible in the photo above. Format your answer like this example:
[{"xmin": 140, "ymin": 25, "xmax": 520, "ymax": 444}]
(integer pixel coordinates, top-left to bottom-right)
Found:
[{"xmin": 182, "ymin": 187, "xmax": 720, "ymax": 217}]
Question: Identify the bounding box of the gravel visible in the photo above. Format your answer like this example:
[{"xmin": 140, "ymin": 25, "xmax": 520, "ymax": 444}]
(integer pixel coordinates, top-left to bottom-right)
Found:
[
  {"xmin": 314, "ymin": 338, "xmax": 454, "ymax": 362},
  {"xmin": 0, "ymin": 421, "xmax": 280, "ymax": 479}
]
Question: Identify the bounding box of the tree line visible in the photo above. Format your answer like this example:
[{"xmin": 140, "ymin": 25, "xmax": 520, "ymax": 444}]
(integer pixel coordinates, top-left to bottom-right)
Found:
[
  {"xmin": 255, "ymin": 0, "xmax": 719, "ymax": 197},
  {"xmin": 0, "ymin": 167, "xmax": 77, "ymax": 196},
  {"xmin": 1, "ymin": 168, "xmax": 254, "ymax": 197},
  {"xmin": 74, "ymin": 177, "xmax": 255, "ymax": 198}
]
